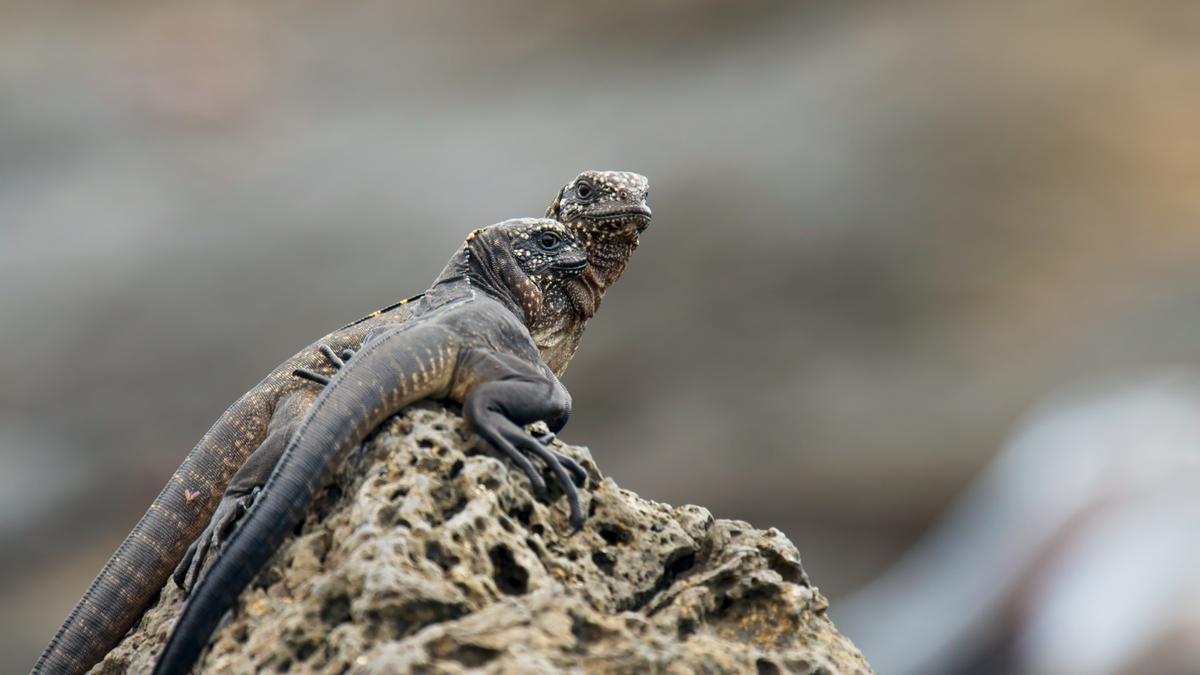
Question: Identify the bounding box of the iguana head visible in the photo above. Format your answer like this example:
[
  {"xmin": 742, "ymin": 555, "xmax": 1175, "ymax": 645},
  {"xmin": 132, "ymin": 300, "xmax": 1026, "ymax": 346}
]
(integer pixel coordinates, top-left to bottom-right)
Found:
[
  {"xmin": 507, "ymin": 218, "xmax": 589, "ymax": 288},
  {"xmin": 548, "ymin": 170, "xmax": 651, "ymax": 240},
  {"xmin": 545, "ymin": 170, "xmax": 651, "ymax": 319},
  {"xmin": 450, "ymin": 218, "xmax": 589, "ymax": 327}
]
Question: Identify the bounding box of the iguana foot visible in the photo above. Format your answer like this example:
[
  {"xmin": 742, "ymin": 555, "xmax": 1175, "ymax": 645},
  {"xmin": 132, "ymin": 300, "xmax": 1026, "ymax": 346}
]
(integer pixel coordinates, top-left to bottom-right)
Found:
[
  {"xmin": 488, "ymin": 438, "xmax": 549, "ymax": 500},
  {"xmin": 173, "ymin": 486, "xmax": 261, "ymax": 593},
  {"xmin": 293, "ymin": 344, "xmax": 355, "ymax": 386},
  {"xmin": 466, "ymin": 374, "xmax": 583, "ymax": 531},
  {"xmin": 490, "ymin": 424, "xmax": 584, "ymax": 530}
]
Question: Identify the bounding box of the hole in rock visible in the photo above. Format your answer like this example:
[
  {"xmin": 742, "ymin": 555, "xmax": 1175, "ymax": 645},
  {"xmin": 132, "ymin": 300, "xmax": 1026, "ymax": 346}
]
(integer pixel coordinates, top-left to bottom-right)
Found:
[
  {"xmin": 756, "ymin": 658, "xmax": 782, "ymax": 675},
  {"xmin": 488, "ymin": 544, "xmax": 529, "ymax": 595},
  {"xmin": 591, "ymin": 551, "xmax": 616, "ymax": 575},
  {"xmin": 598, "ymin": 524, "xmax": 631, "ymax": 546}
]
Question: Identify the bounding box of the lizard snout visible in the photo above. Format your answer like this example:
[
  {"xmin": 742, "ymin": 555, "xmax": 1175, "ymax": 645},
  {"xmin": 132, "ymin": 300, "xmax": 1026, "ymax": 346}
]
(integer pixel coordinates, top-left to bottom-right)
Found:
[{"xmin": 551, "ymin": 250, "xmax": 589, "ymax": 276}]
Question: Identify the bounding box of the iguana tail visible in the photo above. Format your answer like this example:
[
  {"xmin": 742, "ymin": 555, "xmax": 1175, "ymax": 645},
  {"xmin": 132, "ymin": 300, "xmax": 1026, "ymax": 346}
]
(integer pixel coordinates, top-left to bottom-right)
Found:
[{"xmin": 32, "ymin": 401, "xmax": 268, "ymax": 675}]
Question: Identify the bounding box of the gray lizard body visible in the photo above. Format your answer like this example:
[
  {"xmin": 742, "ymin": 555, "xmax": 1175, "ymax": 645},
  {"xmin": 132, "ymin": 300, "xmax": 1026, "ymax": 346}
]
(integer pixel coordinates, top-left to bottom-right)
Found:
[{"xmin": 154, "ymin": 218, "xmax": 591, "ymax": 674}]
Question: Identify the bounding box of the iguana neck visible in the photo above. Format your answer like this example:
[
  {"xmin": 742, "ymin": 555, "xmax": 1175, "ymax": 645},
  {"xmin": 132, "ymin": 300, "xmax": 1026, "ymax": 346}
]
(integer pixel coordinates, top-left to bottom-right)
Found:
[
  {"xmin": 565, "ymin": 224, "xmax": 641, "ymax": 318},
  {"xmin": 586, "ymin": 231, "xmax": 640, "ymax": 290},
  {"xmin": 427, "ymin": 246, "xmax": 525, "ymax": 322},
  {"xmin": 532, "ymin": 228, "xmax": 640, "ymax": 377}
]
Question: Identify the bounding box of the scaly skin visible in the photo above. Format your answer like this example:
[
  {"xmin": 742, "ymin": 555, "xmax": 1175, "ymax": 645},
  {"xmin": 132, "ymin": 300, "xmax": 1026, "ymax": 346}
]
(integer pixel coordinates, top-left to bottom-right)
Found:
[
  {"xmin": 33, "ymin": 170, "xmax": 650, "ymax": 675},
  {"xmin": 153, "ymin": 218, "xmax": 590, "ymax": 674}
]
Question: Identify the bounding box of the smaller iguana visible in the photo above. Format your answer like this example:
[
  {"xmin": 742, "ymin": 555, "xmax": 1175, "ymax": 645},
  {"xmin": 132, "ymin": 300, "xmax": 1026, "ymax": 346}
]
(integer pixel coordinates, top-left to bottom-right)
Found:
[{"xmin": 153, "ymin": 218, "xmax": 592, "ymax": 674}]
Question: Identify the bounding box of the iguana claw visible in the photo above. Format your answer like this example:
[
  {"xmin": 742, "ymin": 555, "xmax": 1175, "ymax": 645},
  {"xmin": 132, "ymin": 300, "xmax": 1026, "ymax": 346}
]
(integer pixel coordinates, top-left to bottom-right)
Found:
[
  {"xmin": 293, "ymin": 344, "xmax": 355, "ymax": 387},
  {"xmin": 551, "ymin": 450, "xmax": 588, "ymax": 487},
  {"xmin": 483, "ymin": 423, "xmax": 584, "ymax": 530},
  {"xmin": 531, "ymin": 429, "xmax": 588, "ymax": 489}
]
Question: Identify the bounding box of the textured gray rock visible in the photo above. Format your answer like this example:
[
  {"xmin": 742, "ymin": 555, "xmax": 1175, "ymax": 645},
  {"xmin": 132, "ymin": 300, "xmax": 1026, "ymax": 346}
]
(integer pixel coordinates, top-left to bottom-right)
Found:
[{"xmin": 92, "ymin": 403, "xmax": 873, "ymax": 674}]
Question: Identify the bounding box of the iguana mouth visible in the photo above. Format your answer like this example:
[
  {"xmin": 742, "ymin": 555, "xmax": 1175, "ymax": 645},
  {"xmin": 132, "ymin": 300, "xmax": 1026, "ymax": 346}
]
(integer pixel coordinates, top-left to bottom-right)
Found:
[
  {"xmin": 551, "ymin": 259, "xmax": 588, "ymax": 274},
  {"xmin": 586, "ymin": 206, "xmax": 652, "ymax": 233}
]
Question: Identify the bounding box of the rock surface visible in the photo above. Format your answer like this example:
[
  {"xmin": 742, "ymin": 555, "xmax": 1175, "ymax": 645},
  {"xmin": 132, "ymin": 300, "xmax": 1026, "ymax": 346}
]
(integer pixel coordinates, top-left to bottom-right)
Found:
[{"xmin": 92, "ymin": 403, "xmax": 873, "ymax": 674}]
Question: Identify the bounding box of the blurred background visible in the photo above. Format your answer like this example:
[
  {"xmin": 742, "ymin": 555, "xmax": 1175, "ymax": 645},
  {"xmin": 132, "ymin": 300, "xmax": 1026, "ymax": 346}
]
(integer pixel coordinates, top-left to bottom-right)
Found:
[{"xmin": 3, "ymin": 1, "xmax": 1200, "ymax": 673}]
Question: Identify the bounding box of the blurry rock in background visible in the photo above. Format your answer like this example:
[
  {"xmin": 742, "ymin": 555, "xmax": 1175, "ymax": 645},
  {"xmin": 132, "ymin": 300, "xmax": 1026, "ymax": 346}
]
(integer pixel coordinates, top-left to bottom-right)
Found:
[
  {"xmin": 3, "ymin": 0, "xmax": 1200, "ymax": 671},
  {"xmin": 838, "ymin": 371, "xmax": 1200, "ymax": 675}
]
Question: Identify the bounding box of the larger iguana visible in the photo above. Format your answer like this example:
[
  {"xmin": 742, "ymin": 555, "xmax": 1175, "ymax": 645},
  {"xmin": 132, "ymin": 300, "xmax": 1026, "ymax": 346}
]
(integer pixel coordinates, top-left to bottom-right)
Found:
[
  {"xmin": 154, "ymin": 217, "xmax": 593, "ymax": 674},
  {"xmin": 33, "ymin": 170, "xmax": 650, "ymax": 675}
]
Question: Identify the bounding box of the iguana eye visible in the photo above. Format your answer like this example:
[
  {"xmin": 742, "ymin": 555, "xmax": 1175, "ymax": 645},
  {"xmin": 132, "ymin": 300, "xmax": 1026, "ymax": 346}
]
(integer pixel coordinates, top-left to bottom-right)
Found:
[
  {"xmin": 537, "ymin": 232, "xmax": 561, "ymax": 250},
  {"xmin": 575, "ymin": 182, "xmax": 594, "ymax": 200}
]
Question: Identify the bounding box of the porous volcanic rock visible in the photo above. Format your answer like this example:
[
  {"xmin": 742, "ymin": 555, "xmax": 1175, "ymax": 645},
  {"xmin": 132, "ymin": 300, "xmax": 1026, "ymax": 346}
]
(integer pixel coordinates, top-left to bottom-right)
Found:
[{"xmin": 92, "ymin": 402, "xmax": 873, "ymax": 674}]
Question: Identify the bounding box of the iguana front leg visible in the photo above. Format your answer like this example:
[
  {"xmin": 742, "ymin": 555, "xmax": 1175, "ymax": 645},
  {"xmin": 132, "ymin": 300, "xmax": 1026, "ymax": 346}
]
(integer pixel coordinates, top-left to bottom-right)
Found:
[
  {"xmin": 459, "ymin": 350, "xmax": 584, "ymax": 529},
  {"xmin": 468, "ymin": 390, "xmax": 583, "ymax": 529}
]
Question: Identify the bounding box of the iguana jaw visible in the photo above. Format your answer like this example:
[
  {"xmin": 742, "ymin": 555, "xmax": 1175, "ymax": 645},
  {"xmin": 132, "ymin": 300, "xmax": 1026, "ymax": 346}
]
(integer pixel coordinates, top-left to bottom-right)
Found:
[
  {"xmin": 557, "ymin": 201, "xmax": 650, "ymax": 328},
  {"xmin": 569, "ymin": 219, "xmax": 642, "ymax": 292}
]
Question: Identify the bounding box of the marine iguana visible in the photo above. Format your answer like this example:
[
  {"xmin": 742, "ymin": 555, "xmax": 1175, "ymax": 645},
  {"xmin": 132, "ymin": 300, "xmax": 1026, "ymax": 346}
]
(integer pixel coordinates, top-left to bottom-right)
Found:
[
  {"xmin": 536, "ymin": 170, "xmax": 650, "ymax": 373},
  {"xmin": 32, "ymin": 170, "xmax": 650, "ymax": 675},
  {"xmin": 153, "ymin": 218, "xmax": 592, "ymax": 674}
]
